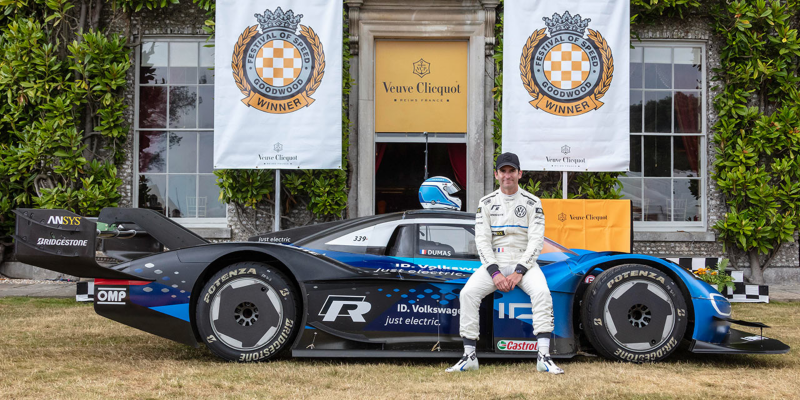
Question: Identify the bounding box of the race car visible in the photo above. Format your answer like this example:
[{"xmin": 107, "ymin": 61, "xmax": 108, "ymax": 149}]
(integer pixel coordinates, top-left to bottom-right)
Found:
[{"xmin": 13, "ymin": 207, "xmax": 789, "ymax": 363}]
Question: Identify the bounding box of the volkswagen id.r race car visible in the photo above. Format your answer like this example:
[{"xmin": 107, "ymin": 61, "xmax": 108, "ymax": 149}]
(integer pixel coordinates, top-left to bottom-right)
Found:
[{"xmin": 13, "ymin": 207, "xmax": 789, "ymax": 363}]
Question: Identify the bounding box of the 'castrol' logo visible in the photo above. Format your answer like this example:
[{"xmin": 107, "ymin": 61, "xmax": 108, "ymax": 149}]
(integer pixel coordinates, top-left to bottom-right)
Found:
[{"xmin": 497, "ymin": 340, "xmax": 538, "ymax": 352}]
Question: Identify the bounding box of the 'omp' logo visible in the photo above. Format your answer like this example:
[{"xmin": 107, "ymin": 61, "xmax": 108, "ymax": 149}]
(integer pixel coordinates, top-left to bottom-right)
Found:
[
  {"xmin": 520, "ymin": 11, "xmax": 614, "ymax": 117},
  {"xmin": 319, "ymin": 295, "xmax": 371, "ymax": 322},
  {"xmin": 497, "ymin": 340, "xmax": 538, "ymax": 352},
  {"xmin": 232, "ymin": 7, "xmax": 325, "ymax": 114},
  {"xmin": 96, "ymin": 287, "xmax": 127, "ymax": 305},
  {"xmin": 47, "ymin": 216, "xmax": 81, "ymax": 226}
]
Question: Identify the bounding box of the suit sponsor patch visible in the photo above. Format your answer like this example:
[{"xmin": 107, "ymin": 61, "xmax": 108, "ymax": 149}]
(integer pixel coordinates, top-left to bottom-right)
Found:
[
  {"xmin": 535, "ymin": 207, "xmax": 544, "ymax": 214},
  {"xmin": 491, "ymin": 231, "xmax": 505, "ymax": 236}
]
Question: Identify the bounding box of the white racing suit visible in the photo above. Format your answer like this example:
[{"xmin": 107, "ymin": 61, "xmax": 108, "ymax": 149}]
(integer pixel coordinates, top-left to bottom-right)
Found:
[{"xmin": 459, "ymin": 188, "xmax": 554, "ymax": 340}]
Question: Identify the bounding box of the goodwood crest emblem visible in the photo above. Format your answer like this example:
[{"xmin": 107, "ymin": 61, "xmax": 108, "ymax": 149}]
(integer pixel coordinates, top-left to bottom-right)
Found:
[
  {"xmin": 520, "ymin": 11, "xmax": 613, "ymax": 117},
  {"xmin": 232, "ymin": 7, "xmax": 325, "ymax": 114}
]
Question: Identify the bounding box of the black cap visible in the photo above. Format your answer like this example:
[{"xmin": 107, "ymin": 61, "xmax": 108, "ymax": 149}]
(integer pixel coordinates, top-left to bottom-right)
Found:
[{"xmin": 495, "ymin": 152, "xmax": 521, "ymax": 171}]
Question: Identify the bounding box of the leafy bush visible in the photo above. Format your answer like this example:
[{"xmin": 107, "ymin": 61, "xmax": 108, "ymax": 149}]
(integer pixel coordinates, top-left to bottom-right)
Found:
[
  {"xmin": 0, "ymin": 10, "xmax": 130, "ymax": 246},
  {"xmin": 710, "ymin": 0, "xmax": 800, "ymax": 283}
]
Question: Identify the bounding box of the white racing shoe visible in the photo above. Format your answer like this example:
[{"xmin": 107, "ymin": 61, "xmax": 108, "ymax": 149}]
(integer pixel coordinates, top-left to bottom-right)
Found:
[
  {"xmin": 445, "ymin": 352, "xmax": 479, "ymax": 372},
  {"xmin": 537, "ymin": 354, "xmax": 564, "ymax": 374}
]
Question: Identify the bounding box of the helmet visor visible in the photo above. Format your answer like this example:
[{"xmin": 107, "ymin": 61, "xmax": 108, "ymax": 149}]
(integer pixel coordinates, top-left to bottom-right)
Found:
[{"xmin": 443, "ymin": 181, "xmax": 461, "ymax": 195}]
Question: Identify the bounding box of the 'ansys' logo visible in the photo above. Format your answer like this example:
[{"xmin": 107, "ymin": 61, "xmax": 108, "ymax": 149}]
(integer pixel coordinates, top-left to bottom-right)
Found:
[
  {"xmin": 520, "ymin": 11, "xmax": 614, "ymax": 117},
  {"xmin": 232, "ymin": 7, "xmax": 325, "ymax": 114}
]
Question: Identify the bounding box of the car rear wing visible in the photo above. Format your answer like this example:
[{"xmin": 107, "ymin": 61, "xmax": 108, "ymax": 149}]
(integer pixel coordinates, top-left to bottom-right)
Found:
[{"xmin": 13, "ymin": 208, "xmax": 207, "ymax": 279}]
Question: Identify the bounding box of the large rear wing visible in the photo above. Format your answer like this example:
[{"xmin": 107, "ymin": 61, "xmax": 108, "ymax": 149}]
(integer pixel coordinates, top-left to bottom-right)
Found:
[{"xmin": 13, "ymin": 208, "xmax": 208, "ymax": 279}]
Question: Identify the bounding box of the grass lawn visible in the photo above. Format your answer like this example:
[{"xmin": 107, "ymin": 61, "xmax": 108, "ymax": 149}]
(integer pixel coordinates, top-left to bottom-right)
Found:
[{"xmin": 0, "ymin": 298, "xmax": 797, "ymax": 399}]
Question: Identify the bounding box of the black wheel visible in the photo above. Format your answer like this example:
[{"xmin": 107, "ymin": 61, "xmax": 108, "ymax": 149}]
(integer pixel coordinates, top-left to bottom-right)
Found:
[
  {"xmin": 581, "ymin": 264, "xmax": 688, "ymax": 363},
  {"xmin": 196, "ymin": 262, "xmax": 299, "ymax": 362}
]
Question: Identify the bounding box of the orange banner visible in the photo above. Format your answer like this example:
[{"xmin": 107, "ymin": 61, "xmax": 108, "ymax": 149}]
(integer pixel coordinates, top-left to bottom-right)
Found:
[{"xmin": 540, "ymin": 199, "xmax": 631, "ymax": 253}]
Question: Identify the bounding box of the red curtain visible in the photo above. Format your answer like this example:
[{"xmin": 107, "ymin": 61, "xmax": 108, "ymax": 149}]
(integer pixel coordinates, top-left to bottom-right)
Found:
[
  {"xmin": 447, "ymin": 143, "xmax": 466, "ymax": 187},
  {"xmin": 375, "ymin": 143, "xmax": 387, "ymax": 173},
  {"xmin": 681, "ymin": 136, "xmax": 699, "ymax": 176},
  {"xmin": 674, "ymin": 92, "xmax": 700, "ymax": 174}
]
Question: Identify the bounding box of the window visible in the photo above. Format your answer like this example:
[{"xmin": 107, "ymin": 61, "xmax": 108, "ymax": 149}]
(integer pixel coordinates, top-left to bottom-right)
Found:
[
  {"xmin": 135, "ymin": 39, "xmax": 225, "ymax": 223},
  {"xmin": 622, "ymin": 43, "xmax": 705, "ymax": 231},
  {"xmin": 417, "ymin": 224, "xmax": 477, "ymax": 260},
  {"xmin": 387, "ymin": 225, "xmax": 415, "ymax": 257}
]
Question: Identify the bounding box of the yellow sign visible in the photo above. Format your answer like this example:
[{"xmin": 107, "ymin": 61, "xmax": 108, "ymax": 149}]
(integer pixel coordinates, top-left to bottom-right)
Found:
[
  {"xmin": 541, "ymin": 199, "xmax": 631, "ymax": 253},
  {"xmin": 375, "ymin": 41, "xmax": 467, "ymax": 133}
]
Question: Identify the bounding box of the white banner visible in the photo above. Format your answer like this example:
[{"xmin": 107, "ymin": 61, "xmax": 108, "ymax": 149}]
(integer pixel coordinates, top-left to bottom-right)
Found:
[
  {"xmin": 214, "ymin": 0, "xmax": 342, "ymax": 169},
  {"xmin": 502, "ymin": 0, "xmax": 629, "ymax": 172}
]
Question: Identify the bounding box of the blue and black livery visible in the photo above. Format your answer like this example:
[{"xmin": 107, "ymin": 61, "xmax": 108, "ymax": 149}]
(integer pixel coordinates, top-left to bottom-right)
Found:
[{"xmin": 13, "ymin": 207, "xmax": 789, "ymax": 362}]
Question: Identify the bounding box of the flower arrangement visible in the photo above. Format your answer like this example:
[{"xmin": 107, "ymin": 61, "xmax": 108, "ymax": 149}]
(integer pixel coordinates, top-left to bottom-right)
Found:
[{"xmin": 694, "ymin": 258, "xmax": 735, "ymax": 293}]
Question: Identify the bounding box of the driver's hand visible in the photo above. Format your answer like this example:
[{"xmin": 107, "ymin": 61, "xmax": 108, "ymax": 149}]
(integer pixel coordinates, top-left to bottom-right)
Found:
[
  {"xmin": 506, "ymin": 272, "xmax": 523, "ymax": 291},
  {"xmin": 492, "ymin": 273, "xmax": 510, "ymax": 292}
]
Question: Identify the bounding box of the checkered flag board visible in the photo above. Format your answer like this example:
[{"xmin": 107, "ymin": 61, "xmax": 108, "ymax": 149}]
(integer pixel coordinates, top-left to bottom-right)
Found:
[
  {"xmin": 664, "ymin": 257, "xmax": 769, "ymax": 303},
  {"xmin": 501, "ymin": 0, "xmax": 630, "ymax": 172},
  {"xmin": 76, "ymin": 281, "xmax": 94, "ymax": 302}
]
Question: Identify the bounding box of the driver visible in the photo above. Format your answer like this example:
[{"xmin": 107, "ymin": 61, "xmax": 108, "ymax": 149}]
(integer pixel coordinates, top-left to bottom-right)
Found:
[{"xmin": 446, "ymin": 152, "xmax": 564, "ymax": 374}]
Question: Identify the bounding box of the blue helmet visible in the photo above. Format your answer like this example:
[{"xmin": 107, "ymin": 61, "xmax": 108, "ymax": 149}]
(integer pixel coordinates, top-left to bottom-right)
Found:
[{"xmin": 418, "ymin": 176, "xmax": 462, "ymax": 210}]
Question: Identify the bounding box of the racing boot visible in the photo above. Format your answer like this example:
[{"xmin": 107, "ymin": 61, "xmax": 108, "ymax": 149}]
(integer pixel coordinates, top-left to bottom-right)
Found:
[
  {"xmin": 536, "ymin": 353, "xmax": 564, "ymax": 375},
  {"xmin": 445, "ymin": 351, "xmax": 478, "ymax": 372}
]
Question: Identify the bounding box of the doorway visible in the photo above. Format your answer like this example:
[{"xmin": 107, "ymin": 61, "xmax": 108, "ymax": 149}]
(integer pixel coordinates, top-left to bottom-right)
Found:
[{"xmin": 375, "ymin": 143, "xmax": 466, "ymax": 214}]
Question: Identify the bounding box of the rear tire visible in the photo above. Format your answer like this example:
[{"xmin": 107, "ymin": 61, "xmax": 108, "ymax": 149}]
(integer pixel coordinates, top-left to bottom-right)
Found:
[
  {"xmin": 196, "ymin": 262, "xmax": 299, "ymax": 362},
  {"xmin": 581, "ymin": 264, "xmax": 688, "ymax": 363}
]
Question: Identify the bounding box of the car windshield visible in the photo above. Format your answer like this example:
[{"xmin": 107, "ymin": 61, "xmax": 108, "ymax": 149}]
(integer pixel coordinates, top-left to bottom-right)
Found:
[
  {"xmin": 543, "ymin": 238, "xmax": 578, "ymax": 255},
  {"xmin": 538, "ymin": 237, "xmax": 579, "ymax": 264}
]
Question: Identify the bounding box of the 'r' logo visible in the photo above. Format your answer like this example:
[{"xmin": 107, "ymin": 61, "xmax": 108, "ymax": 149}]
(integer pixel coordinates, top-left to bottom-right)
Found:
[{"xmin": 319, "ymin": 295, "xmax": 372, "ymax": 322}]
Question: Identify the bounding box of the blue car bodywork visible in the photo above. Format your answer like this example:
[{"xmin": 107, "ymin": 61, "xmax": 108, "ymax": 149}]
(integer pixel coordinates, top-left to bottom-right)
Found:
[{"xmin": 13, "ymin": 207, "xmax": 789, "ymax": 362}]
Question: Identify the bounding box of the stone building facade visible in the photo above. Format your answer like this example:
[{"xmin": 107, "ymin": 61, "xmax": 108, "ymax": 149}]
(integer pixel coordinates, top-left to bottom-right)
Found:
[{"xmin": 42, "ymin": 0, "xmax": 791, "ymax": 283}]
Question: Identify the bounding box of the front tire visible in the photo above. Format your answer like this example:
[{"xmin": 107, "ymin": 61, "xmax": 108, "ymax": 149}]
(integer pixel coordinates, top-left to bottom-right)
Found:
[
  {"xmin": 196, "ymin": 262, "xmax": 299, "ymax": 362},
  {"xmin": 581, "ymin": 264, "xmax": 688, "ymax": 363}
]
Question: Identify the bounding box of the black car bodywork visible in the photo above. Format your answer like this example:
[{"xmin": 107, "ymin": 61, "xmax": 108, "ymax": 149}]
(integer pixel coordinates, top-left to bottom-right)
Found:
[{"xmin": 13, "ymin": 207, "xmax": 789, "ymax": 362}]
